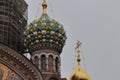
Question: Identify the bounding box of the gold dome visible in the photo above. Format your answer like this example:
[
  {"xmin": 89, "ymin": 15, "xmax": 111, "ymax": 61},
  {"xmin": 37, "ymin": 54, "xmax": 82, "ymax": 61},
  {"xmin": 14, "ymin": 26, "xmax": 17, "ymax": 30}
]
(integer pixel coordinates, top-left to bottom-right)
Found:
[
  {"xmin": 70, "ymin": 41, "xmax": 90, "ymax": 80},
  {"xmin": 70, "ymin": 63, "xmax": 90, "ymax": 80}
]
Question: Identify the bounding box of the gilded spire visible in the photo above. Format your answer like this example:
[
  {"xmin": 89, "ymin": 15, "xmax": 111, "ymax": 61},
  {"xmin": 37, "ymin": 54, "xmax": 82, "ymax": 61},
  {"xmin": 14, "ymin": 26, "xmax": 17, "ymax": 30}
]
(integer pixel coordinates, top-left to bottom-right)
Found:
[
  {"xmin": 42, "ymin": 0, "xmax": 47, "ymax": 14},
  {"xmin": 75, "ymin": 40, "xmax": 82, "ymax": 65},
  {"xmin": 70, "ymin": 40, "xmax": 90, "ymax": 80}
]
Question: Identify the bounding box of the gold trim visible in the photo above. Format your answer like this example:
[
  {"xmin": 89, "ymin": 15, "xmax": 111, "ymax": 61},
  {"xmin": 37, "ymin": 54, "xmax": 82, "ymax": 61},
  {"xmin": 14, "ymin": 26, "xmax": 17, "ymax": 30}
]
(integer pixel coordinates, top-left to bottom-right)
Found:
[{"xmin": 42, "ymin": 0, "xmax": 47, "ymax": 14}]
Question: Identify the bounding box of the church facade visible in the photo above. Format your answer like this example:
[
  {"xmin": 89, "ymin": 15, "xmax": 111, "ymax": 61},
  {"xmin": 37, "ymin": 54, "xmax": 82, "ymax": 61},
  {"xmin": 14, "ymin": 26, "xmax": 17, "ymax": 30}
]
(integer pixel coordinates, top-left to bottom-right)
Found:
[
  {"xmin": 0, "ymin": 0, "xmax": 90, "ymax": 80},
  {"xmin": 0, "ymin": 0, "xmax": 43, "ymax": 80},
  {"xmin": 0, "ymin": 0, "xmax": 66, "ymax": 80}
]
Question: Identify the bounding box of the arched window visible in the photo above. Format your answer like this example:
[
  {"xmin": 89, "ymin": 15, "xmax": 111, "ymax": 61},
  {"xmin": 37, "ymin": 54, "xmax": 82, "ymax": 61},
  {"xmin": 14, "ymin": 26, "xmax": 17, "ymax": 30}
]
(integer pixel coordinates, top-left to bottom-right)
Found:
[
  {"xmin": 55, "ymin": 57, "xmax": 58, "ymax": 72},
  {"xmin": 49, "ymin": 77, "xmax": 58, "ymax": 80},
  {"xmin": 34, "ymin": 56, "xmax": 39, "ymax": 67},
  {"xmin": 41, "ymin": 55, "xmax": 46, "ymax": 70},
  {"xmin": 48, "ymin": 55, "xmax": 53, "ymax": 71}
]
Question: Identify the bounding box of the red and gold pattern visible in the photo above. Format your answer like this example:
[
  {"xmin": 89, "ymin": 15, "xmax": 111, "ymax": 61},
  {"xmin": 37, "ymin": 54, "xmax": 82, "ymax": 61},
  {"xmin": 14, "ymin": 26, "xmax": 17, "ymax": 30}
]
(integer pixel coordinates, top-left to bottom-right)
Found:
[{"xmin": 0, "ymin": 63, "xmax": 22, "ymax": 80}]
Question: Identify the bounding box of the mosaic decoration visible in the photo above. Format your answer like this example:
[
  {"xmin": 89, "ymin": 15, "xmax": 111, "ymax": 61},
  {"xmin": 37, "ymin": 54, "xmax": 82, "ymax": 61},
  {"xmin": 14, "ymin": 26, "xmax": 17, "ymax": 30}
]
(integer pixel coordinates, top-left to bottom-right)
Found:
[
  {"xmin": 24, "ymin": 14, "xmax": 67, "ymax": 53},
  {"xmin": 0, "ymin": 63, "xmax": 23, "ymax": 80}
]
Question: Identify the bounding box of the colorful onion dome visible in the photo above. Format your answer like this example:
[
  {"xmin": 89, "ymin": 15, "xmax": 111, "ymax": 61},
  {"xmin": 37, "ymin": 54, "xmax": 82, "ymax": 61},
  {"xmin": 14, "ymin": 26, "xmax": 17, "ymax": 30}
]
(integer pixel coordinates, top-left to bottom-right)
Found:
[{"xmin": 23, "ymin": 1, "xmax": 67, "ymax": 53}]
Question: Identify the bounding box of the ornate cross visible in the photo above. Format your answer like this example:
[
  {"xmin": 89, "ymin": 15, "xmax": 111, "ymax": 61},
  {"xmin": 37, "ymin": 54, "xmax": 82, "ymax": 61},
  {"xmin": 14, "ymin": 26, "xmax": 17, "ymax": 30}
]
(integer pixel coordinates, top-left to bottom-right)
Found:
[{"xmin": 75, "ymin": 40, "xmax": 82, "ymax": 53}]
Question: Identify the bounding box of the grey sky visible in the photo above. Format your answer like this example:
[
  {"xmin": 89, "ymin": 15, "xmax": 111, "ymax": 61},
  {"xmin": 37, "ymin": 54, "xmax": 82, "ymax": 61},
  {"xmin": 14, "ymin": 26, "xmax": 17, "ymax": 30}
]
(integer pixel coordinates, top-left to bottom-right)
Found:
[{"xmin": 25, "ymin": 0, "xmax": 120, "ymax": 80}]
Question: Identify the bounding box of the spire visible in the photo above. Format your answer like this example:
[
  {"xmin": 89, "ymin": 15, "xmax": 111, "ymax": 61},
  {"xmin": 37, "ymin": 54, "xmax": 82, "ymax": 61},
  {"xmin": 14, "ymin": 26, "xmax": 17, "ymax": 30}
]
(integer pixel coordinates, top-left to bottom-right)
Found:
[{"xmin": 42, "ymin": 0, "xmax": 47, "ymax": 14}]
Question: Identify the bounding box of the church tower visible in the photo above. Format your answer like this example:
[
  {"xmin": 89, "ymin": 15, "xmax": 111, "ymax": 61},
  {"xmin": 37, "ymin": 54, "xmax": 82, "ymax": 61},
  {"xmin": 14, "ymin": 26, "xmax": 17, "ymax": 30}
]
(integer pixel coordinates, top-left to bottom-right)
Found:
[
  {"xmin": 24, "ymin": 0, "xmax": 67, "ymax": 80},
  {"xmin": 70, "ymin": 41, "xmax": 90, "ymax": 80},
  {"xmin": 0, "ymin": 0, "xmax": 27, "ymax": 53}
]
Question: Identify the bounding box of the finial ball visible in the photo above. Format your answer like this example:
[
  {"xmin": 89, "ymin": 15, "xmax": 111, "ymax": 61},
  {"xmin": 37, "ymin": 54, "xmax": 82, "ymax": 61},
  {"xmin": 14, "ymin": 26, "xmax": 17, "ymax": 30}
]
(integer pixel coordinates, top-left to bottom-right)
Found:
[{"xmin": 42, "ymin": 0, "xmax": 47, "ymax": 9}]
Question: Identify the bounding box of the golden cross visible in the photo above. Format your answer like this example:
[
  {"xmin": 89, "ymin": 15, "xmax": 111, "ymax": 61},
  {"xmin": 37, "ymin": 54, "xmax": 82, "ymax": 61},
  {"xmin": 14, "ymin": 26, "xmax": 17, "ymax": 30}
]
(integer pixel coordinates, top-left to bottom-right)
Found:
[{"xmin": 75, "ymin": 40, "xmax": 82, "ymax": 53}]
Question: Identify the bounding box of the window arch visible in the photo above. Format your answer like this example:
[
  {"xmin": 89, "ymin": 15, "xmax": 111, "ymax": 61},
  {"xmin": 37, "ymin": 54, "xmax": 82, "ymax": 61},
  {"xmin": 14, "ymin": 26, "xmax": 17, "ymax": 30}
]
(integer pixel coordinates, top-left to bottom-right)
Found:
[
  {"xmin": 34, "ymin": 56, "xmax": 39, "ymax": 67},
  {"xmin": 48, "ymin": 55, "xmax": 54, "ymax": 71},
  {"xmin": 55, "ymin": 57, "xmax": 58, "ymax": 72},
  {"xmin": 41, "ymin": 55, "xmax": 46, "ymax": 70},
  {"xmin": 49, "ymin": 77, "xmax": 58, "ymax": 80}
]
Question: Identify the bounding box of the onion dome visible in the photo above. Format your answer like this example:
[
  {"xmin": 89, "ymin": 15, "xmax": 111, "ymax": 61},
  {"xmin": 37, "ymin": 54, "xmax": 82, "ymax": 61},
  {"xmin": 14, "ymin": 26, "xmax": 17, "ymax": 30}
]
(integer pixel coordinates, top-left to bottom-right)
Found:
[
  {"xmin": 70, "ymin": 63, "xmax": 90, "ymax": 80},
  {"xmin": 70, "ymin": 41, "xmax": 90, "ymax": 80},
  {"xmin": 23, "ymin": 0, "xmax": 67, "ymax": 53}
]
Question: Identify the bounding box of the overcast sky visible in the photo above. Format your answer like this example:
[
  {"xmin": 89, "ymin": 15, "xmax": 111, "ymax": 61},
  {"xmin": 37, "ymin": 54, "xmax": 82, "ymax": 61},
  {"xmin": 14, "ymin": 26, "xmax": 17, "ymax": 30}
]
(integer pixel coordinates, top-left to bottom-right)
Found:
[{"xmin": 25, "ymin": 0, "xmax": 120, "ymax": 80}]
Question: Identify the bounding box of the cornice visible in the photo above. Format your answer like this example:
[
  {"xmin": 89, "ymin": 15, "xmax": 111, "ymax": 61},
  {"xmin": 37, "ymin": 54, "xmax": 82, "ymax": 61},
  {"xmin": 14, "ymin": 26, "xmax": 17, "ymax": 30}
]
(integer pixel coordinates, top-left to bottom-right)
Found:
[{"xmin": 0, "ymin": 43, "xmax": 43, "ymax": 80}]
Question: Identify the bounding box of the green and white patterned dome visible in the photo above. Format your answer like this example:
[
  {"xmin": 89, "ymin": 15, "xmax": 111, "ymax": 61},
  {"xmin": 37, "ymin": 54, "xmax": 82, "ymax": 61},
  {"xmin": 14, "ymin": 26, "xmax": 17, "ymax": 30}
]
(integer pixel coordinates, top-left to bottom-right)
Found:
[{"xmin": 23, "ymin": 1, "xmax": 67, "ymax": 53}]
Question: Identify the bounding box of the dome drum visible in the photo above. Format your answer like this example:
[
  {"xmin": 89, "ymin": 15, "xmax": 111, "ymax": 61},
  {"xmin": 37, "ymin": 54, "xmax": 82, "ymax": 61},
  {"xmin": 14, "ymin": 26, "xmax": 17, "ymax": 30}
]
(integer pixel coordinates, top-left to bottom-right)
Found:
[{"xmin": 28, "ymin": 43, "xmax": 63, "ymax": 53}]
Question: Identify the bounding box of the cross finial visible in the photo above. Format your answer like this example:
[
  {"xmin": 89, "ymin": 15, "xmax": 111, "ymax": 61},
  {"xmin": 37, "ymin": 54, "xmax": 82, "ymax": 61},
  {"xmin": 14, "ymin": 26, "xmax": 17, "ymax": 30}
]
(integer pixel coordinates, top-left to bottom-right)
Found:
[
  {"xmin": 75, "ymin": 40, "xmax": 82, "ymax": 53},
  {"xmin": 75, "ymin": 40, "xmax": 82, "ymax": 64}
]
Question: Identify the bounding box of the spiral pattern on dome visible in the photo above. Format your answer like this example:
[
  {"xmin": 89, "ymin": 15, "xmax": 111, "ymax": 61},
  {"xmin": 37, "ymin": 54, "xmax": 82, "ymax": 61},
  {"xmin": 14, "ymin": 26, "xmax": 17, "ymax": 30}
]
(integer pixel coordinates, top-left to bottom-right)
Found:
[{"xmin": 23, "ymin": 14, "xmax": 67, "ymax": 53}]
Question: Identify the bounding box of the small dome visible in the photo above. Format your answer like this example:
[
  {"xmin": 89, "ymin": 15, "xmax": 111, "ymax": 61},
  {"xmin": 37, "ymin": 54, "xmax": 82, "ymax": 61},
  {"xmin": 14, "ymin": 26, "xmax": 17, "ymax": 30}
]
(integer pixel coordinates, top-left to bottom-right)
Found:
[
  {"xmin": 70, "ymin": 64, "xmax": 90, "ymax": 80},
  {"xmin": 23, "ymin": 13, "xmax": 67, "ymax": 53}
]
